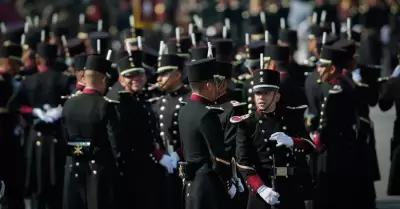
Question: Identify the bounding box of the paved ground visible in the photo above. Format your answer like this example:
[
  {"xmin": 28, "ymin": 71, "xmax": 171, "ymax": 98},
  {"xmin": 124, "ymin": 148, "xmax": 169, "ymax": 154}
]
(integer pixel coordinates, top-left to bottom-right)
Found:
[{"xmin": 370, "ymin": 106, "xmax": 400, "ymax": 208}]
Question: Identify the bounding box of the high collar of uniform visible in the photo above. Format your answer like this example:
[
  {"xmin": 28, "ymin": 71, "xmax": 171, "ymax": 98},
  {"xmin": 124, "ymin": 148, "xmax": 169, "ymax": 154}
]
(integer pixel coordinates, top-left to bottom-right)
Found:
[
  {"xmin": 280, "ymin": 71, "xmax": 289, "ymax": 80},
  {"xmin": 215, "ymin": 93, "xmax": 229, "ymax": 104},
  {"xmin": 38, "ymin": 65, "xmax": 50, "ymax": 72},
  {"xmin": 341, "ymin": 69, "xmax": 351, "ymax": 77},
  {"xmin": 190, "ymin": 93, "xmax": 212, "ymax": 105},
  {"xmin": 82, "ymin": 87, "xmax": 102, "ymax": 95},
  {"xmin": 76, "ymin": 82, "xmax": 85, "ymax": 90},
  {"xmin": 257, "ymin": 109, "xmax": 276, "ymax": 118},
  {"xmin": 168, "ymin": 85, "xmax": 186, "ymax": 97},
  {"xmin": 328, "ymin": 74, "xmax": 343, "ymax": 86}
]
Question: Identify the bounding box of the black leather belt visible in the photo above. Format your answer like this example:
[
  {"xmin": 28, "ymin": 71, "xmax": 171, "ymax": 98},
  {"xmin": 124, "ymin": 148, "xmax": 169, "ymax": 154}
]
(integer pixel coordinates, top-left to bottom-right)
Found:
[
  {"xmin": 274, "ymin": 167, "xmax": 295, "ymax": 177},
  {"xmin": 178, "ymin": 162, "xmax": 212, "ymax": 180},
  {"xmin": 67, "ymin": 141, "xmax": 91, "ymax": 157}
]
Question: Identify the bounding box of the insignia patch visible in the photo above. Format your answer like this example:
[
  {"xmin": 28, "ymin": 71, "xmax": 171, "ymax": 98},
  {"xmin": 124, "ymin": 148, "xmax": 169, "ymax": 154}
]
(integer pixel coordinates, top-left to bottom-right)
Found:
[
  {"xmin": 229, "ymin": 114, "xmax": 250, "ymax": 123},
  {"xmin": 230, "ymin": 100, "xmax": 246, "ymax": 107}
]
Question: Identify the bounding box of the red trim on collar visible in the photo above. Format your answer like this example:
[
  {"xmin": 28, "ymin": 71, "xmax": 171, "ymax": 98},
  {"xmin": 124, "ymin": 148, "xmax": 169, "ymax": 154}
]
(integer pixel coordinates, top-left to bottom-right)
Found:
[
  {"xmin": 24, "ymin": 60, "xmax": 34, "ymax": 67},
  {"xmin": 19, "ymin": 105, "xmax": 33, "ymax": 113},
  {"xmin": 329, "ymin": 75, "xmax": 342, "ymax": 85},
  {"xmin": 82, "ymin": 88, "xmax": 101, "ymax": 95},
  {"xmin": 76, "ymin": 83, "xmax": 85, "ymax": 90},
  {"xmin": 341, "ymin": 69, "xmax": 350, "ymax": 77},
  {"xmin": 38, "ymin": 65, "xmax": 49, "ymax": 72},
  {"xmin": 280, "ymin": 72, "xmax": 289, "ymax": 80},
  {"xmin": 190, "ymin": 93, "xmax": 211, "ymax": 105}
]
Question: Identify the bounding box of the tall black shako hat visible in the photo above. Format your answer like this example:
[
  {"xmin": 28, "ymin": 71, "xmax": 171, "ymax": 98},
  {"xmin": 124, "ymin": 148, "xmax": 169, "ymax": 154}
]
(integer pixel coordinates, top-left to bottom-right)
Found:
[
  {"xmin": 216, "ymin": 61, "xmax": 233, "ymax": 79},
  {"xmin": 252, "ymin": 69, "xmax": 280, "ymax": 93},
  {"xmin": 190, "ymin": 46, "xmax": 215, "ymax": 61},
  {"xmin": 117, "ymin": 50, "xmax": 144, "ymax": 77},
  {"xmin": 73, "ymin": 54, "xmax": 87, "ymax": 70},
  {"xmin": 157, "ymin": 54, "xmax": 184, "ymax": 74},
  {"xmin": 317, "ymin": 45, "xmax": 347, "ymax": 68},
  {"xmin": 212, "ymin": 38, "xmax": 234, "ymax": 61},
  {"xmin": 36, "ymin": 43, "xmax": 58, "ymax": 60},
  {"xmin": 67, "ymin": 38, "xmax": 86, "ymax": 57},
  {"xmin": 245, "ymin": 42, "xmax": 264, "ymax": 68},
  {"xmin": 264, "ymin": 45, "xmax": 290, "ymax": 62},
  {"xmin": 85, "ymin": 54, "xmax": 112, "ymax": 75},
  {"xmin": 89, "ymin": 32, "xmax": 110, "ymax": 56},
  {"xmin": 186, "ymin": 58, "xmax": 217, "ymax": 82},
  {"xmin": 0, "ymin": 42, "xmax": 23, "ymax": 59}
]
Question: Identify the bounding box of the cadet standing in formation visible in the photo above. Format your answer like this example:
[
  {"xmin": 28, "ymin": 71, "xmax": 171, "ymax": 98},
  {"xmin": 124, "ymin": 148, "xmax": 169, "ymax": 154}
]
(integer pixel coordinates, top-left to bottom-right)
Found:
[{"xmin": 2, "ymin": 1, "xmax": 400, "ymax": 209}]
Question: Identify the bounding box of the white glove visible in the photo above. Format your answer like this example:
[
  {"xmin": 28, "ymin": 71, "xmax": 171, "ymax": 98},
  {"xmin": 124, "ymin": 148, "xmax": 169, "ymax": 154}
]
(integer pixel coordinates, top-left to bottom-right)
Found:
[
  {"xmin": 0, "ymin": 180, "xmax": 5, "ymax": 201},
  {"xmin": 237, "ymin": 178, "xmax": 245, "ymax": 193},
  {"xmin": 352, "ymin": 69, "xmax": 362, "ymax": 83},
  {"xmin": 45, "ymin": 106, "xmax": 63, "ymax": 122},
  {"xmin": 33, "ymin": 108, "xmax": 47, "ymax": 120},
  {"xmin": 170, "ymin": 152, "xmax": 180, "ymax": 169},
  {"xmin": 269, "ymin": 132, "xmax": 294, "ymax": 147},
  {"xmin": 258, "ymin": 185, "xmax": 280, "ymax": 205},
  {"xmin": 228, "ymin": 182, "xmax": 237, "ymax": 199},
  {"xmin": 392, "ymin": 66, "xmax": 400, "ymax": 78},
  {"xmin": 159, "ymin": 155, "xmax": 174, "ymax": 174}
]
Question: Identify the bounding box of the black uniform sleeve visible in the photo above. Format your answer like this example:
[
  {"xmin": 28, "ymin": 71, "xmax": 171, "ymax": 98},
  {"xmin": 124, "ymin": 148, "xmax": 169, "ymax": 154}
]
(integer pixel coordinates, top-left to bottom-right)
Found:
[
  {"xmin": 103, "ymin": 102, "xmax": 121, "ymax": 161},
  {"xmin": 304, "ymin": 76, "xmax": 320, "ymax": 132},
  {"xmin": 199, "ymin": 112, "xmax": 231, "ymax": 182},
  {"xmin": 7, "ymin": 80, "xmax": 32, "ymax": 114},
  {"xmin": 378, "ymin": 80, "xmax": 394, "ymax": 111},
  {"xmin": 235, "ymin": 119, "xmax": 264, "ymax": 193}
]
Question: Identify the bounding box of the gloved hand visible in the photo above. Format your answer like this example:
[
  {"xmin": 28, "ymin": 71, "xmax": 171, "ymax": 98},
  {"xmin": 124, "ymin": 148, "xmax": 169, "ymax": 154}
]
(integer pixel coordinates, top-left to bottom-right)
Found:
[
  {"xmin": 227, "ymin": 181, "xmax": 237, "ymax": 199},
  {"xmin": 269, "ymin": 132, "xmax": 294, "ymax": 147},
  {"xmin": 0, "ymin": 180, "xmax": 5, "ymax": 201},
  {"xmin": 46, "ymin": 105, "xmax": 63, "ymax": 122},
  {"xmin": 237, "ymin": 178, "xmax": 245, "ymax": 193},
  {"xmin": 352, "ymin": 69, "xmax": 362, "ymax": 83},
  {"xmin": 170, "ymin": 152, "xmax": 180, "ymax": 169},
  {"xmin": 392, "ymin": 66, "xmax": 400, "ymax": 78},
  {"xmin": 32, "ymin": 108, "xmax": 47, "ymax": 120},
  {"xmin": 258, "ymin": 185, "xmax": 280, "ymax": 205},
  {"xmin": 159, "ymin": 155, "xmax": 174, "ymax": 174}
]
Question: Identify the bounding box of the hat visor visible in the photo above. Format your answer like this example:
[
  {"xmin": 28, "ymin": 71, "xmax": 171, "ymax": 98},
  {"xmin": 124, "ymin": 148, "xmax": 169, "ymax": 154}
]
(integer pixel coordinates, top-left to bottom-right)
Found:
[
  {"xmin": 253, "ymin": 86, "xmax": 279, "ymax": 93},
  {"xmin": 316, "ymin": 59, "xmax": 332, "ymax": 67}
]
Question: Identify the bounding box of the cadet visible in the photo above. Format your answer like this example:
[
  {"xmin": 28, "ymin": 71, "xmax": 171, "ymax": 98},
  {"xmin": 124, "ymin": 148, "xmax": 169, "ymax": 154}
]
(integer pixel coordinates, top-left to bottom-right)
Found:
[
  {"xmin": 178, "ymin": 58, "xmax": 236, "ymax": 209},
  {"xmin": 304, "ymin": 46, "xmax": 375, "ymax": 209},
  {"xmin": 241, "ymin": 42, "xmax": 265, "ymax": 113},
  {"xmin": 7, "ymin": 43, "xmax": 72, "ymax": 209},
  {"xmin": 70, "ymin": 54, "xmax": 87, "ymax": 94},
  {"xmin": 152, "ymin": 53, "xmax": 190, "ymax": 209},
  {"xmin": 105, "ymin": 53, "xmax": 172, "ymax": 209},
  {"xmin": 0, "ymin": 42, "xmax": 25, "ymax": 209},
  {"xmin": 61, "ymin": 54, "xmax": 119, "ymax": 209},
  {"xmin": 379, "ymin": 61, "xmax": 400, "ymax": 195},
  {"xmin": 234, "ymin": 69, "xmax": 312, "ymax": 209}
]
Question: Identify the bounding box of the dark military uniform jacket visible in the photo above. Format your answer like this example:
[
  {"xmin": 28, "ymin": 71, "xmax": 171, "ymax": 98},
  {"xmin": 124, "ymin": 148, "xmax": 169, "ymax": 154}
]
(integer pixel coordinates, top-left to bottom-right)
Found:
[
  {"xmin": 152, "ymin": 85, "xmax": 191, "ymax": 158},
  {"xmin": 241, "ymin": 78, "xmax": 256, "ymax": 114},
  {"xmin": 234, "ymin": 110, "xmax": 313, "ymax": 209},
  {"xmin": 61, "ymin": 88, "xmax": 119, "ymax": 209},
  {"xmin": 178, "ymin": 94, "xmax": 233, "ymax": 208}
]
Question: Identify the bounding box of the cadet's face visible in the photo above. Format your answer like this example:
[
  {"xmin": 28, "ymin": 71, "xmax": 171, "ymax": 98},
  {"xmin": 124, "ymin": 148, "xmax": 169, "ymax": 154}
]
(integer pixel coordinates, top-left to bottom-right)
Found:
[
  {"xmin": 0, "ymin": 58, "xmax": 11, "ymax": 72},
  {"xmin": 317, "ymin": 64, "xmax": 334, "ymax": 81},
  {"xmin": 308, "ymin": 39, "xmax": 317, "ymax": 52},
  {"xmin": 157, "ymin": 70, "xmax": 179, "ymax": 91},
  {"xmin": 254, "ymin": 91, "xmax": 280, "ymax": 112},
  {"xmin": 121, "ymin": 72, "xmax": 147, "ymax": 92}
]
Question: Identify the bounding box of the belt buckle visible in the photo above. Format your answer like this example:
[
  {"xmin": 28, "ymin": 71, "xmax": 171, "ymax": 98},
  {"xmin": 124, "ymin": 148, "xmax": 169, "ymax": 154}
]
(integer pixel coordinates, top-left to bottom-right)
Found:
[
  {"xmin": 276, "ymin": 167, "xmax": 288, "ymax": 177},
  {"xmin": 73, "ymin": 144, "xmax": 84, "ymax": 156},
  {"xmin": 178, "ymin": 162, "xmax": 188, "ymax": 179}
]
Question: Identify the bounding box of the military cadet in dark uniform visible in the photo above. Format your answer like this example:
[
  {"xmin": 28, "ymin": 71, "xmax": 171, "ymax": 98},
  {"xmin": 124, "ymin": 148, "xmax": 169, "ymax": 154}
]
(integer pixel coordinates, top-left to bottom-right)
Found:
[
  {"xmin": 61, "ymin": 54, "xmax": 119, "ymax": 209},
  {"xmin": 234, "ymin": 69, "xmax": 313, "ymax": 209},
  {"xmin": 70, "ymin": 54, "xmax": 87, "ymax": 95},
  {"xmin": 379, "ymin": 70, "xmax": 400, "ymax": 195},
  {"xmin": 179, "ymin": 58, "xmax": 236, "ymax": 209},
  {"xmin": 0, "ymin": 42, "xmax": 25, "ymax": 209},
  {"xmin": 241, "ymin": 42, "xmax": 265, "ymax": 114},
  {"xmin": 105, "ymin": 53, "xmax": 172, "ymax": 209},
  {"xmin": 7, "ymin": 43, "xmax": 72, "ymax": 209},
  {"xmin": 304, "ymin": 46, "xmax": 376, "ymax": 209},
  {"xmin": 152, "ymin": 53, "xmax": 191, "ymax": 209}
]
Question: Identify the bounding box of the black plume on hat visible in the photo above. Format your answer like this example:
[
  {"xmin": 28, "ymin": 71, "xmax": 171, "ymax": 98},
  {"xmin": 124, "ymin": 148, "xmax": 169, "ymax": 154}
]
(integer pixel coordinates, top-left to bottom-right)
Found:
[
  {"xmin": 252, "ymin": 69, "xmax": 280, "ymax": 92},
  {"xmin": 85, "ymin": 54, "xmax": 112, "ymax": 75},
  {"xmin": 187, "ymin": 58, "xmax": 217, "ymax": 82},
  {"xmin": 36, "ymin": 43, "xmax": 58, "ymax": 60}
]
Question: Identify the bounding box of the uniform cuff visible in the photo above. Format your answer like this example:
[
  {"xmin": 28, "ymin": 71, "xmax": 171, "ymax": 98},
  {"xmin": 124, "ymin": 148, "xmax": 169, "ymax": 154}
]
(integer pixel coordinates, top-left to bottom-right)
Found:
[
  {"xmin": 151, "ymin": 150, "xmax": 164, "ymax": 161},
  {"xmin": 19, "ymin": 106, "xmax": 33, "ymax": 113},
  {"xmin": 247, "ymin": 174, "xmax": 264, "ymax": 191}
]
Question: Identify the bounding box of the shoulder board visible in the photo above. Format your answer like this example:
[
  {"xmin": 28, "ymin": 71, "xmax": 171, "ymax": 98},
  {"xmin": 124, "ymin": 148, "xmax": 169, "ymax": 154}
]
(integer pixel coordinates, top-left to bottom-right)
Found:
[
  {"xmin": 230, "ymin": 100, "xmax": 246, "ymax": 107},
  {"xmin": 355, "ymin": 82, "xmax": 369, "ymax": 87},
  {"xmin": 378, "ymin": 76, "xmax": 390, "ymax": 82},
  {"xmin": 286, "ymin": 105, "xmax": 308, "ymax": 110},
  {"xmin": 328, "ymin": 85, "xmax": 343, "ymax": 94},
  {"xmin": 118, "ymin": 91, "xmax": 130, "ymax": 94},
  {"xmin": 61, "ymin": 95, "xmax": 71, "ymax": 99},
  {"xmin": 179, "ymin": 101, "xmax": 187, "ymax": 105},
  {"xmin": 147, "ymin": 96, "xmax": 162, "ymax": 103},
  {"xmin": 103, "ymin": 97, "xmax": 120, "ymax": 103},
  {"xmin": 206, "ymin": 106, "xmax": 224, "ymax": 113},
  {"xmin": 230, "ymin": 114, "xmax": 251, "ymax": 123},
  {"xmin": 238, "ymin": 73, "xmax": 252, "ymax": 81}
]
